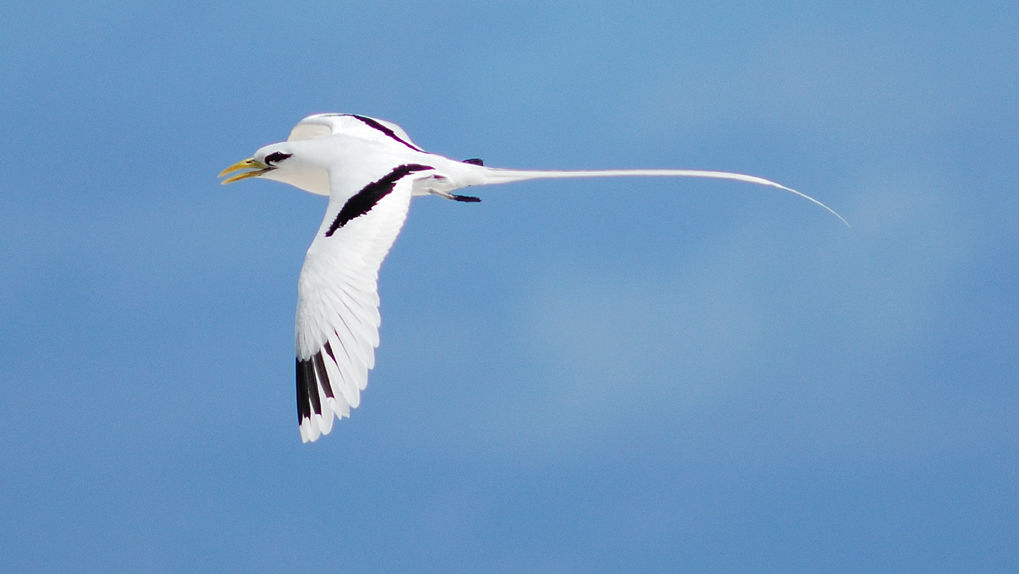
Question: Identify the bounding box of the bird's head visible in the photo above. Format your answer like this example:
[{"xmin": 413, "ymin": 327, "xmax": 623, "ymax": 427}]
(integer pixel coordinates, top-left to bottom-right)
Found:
[{"xmin": 219, "ymin": 142, "xmax": 330, "ymax": 195}]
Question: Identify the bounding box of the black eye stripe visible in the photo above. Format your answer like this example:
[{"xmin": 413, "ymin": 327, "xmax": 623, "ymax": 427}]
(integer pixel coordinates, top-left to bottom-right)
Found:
[{"xmin": 265, "ymin": 151, "xmax": 292, "ymax": 165}]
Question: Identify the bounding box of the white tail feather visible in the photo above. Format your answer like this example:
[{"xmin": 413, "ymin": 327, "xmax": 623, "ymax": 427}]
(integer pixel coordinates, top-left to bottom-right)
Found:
[{"xmin": 474, "ymin": 168, "xmax": 850, "ymax": 227}]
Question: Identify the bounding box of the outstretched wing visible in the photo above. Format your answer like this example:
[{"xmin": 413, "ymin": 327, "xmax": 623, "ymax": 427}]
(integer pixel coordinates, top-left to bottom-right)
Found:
[
  {"xmin": 293, "ymin": 163, "xmax": 434, "ymax": 442},
  {"xmin": 288, "ymin": 113, "xmax": 424, "ymax": 151}
]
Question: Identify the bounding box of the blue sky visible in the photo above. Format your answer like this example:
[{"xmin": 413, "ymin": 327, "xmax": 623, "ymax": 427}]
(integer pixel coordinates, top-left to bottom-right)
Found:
[{"xmin": 2, "ymin": 2, "xmax": 1017, "ymax": 572}]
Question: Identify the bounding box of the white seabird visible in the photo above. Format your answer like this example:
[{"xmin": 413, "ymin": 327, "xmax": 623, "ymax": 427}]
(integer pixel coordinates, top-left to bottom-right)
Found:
[{"xmin": 220, "ymin": 113, "xmax": 847, "ymax": 442}]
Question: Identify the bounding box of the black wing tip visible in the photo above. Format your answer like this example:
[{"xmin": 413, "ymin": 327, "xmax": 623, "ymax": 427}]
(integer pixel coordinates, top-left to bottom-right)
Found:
[
  {"xmin": 462, "ymin": 158, "xmax": 484, "ymax": 166},
  {"xmin": 296, "ymin": 357, "xmax": 314, "ymax": 423},
  {"xmin": 296, "ymin": 351, "xmax": 336, "ymax": 424}
]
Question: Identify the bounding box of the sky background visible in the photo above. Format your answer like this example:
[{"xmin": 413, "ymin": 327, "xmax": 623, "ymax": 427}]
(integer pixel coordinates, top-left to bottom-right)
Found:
[{"xmin": 2, "ymin": 2, "xmax": 1017, "ymax": 572}]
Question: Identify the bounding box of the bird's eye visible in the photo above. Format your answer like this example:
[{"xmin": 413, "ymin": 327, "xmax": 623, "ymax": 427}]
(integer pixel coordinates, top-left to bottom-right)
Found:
[{"xmin": 265, "ymin": 152, "xmax": 292, "ymax": 165}]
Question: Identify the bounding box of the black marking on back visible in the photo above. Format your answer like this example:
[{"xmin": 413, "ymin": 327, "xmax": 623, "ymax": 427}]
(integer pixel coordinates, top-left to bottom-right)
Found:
[
  {"xmin": 350, "ymin": 114, "xmax": 423, "ymax": 152},
  {"xmin": 326, "ymin": 163, "xmax": 433, "ymax": 236},
  {"xmin": 463, "ymin": 158, "xmax": 484, "ymax": 165}
]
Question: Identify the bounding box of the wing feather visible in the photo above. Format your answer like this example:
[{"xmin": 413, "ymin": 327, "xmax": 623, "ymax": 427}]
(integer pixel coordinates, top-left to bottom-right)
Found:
[
  {"xmin": 287, "ymin": 114, "xmax": 342, "ymax": 142},
  {"xmin": 286, "ymin": 114, "xmax": 423, "ymax": 151},
  {"xmin": 293, "ymin": 169, "xmax": 419, "ymax": 441}
]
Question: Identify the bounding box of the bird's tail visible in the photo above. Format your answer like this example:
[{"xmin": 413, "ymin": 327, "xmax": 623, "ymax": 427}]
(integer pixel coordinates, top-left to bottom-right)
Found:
[{"xmin": 473, "ymin": 167, "xmax": 850, "ymax": 227}]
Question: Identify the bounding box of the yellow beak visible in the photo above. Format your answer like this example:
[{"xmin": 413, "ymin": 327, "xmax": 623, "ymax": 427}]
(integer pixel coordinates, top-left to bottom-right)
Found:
[{"xmin": 218, "ymin": 158, "xmax": 272, "ymax": 185}]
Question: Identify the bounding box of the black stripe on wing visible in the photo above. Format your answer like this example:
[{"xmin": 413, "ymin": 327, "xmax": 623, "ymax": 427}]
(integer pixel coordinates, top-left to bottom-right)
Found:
[
  {"xmin": 326, "ymin": 163, "xmax": 433, "ymax": 236},
  {"xmin": 296, "ymin": 350, "xmax": 336, "ymax": 424},
  {"xmin": 350, "ymin": 115, "xmax": 423, "ymax": 152}
]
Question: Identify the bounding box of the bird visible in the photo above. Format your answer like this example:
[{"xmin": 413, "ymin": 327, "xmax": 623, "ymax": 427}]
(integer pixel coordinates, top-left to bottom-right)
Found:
[{"xmin": 219, "ymin": 113, "xmax": 848, "ymax": 443}]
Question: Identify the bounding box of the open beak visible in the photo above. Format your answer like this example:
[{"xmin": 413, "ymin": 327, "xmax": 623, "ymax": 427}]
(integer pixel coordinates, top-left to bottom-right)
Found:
[{"xmin": 218, "ymin": 158, "xmax": 273, "ymax": 185}]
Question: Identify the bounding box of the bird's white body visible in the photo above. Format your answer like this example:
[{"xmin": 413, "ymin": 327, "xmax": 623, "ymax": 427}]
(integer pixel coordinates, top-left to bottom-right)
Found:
[{"xmin": 220, "ymin": 113, "xmax": 847, "ymax": 442}]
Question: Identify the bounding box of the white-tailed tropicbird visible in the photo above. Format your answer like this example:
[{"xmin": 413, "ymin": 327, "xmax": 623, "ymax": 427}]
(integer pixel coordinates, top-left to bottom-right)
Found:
[{"xmin": 220, "ymin": 113, "xmax": 847, "ymax": 443}]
